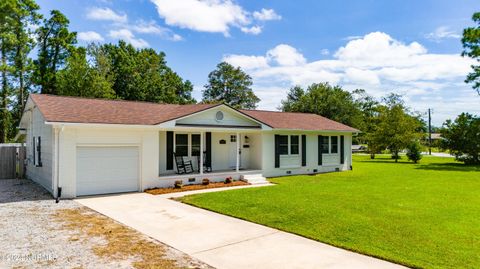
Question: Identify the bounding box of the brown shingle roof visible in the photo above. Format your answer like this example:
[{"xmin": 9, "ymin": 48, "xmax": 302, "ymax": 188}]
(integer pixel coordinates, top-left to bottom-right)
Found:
[
  {"xmin": 240, "ymin": 109, "xmax": 359, "ymax": 132},
  {"xmin": 29, "ymin": 94, "xmax": 359, "ymax": 132},
  {"xmin": 30, "ymin": 94, "xmax": 218, "ymax": 125}
]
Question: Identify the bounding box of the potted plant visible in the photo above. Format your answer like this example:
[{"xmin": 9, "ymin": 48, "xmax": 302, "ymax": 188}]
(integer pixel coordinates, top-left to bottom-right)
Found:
[{"xmin": 174, "ymin": 180, "xmax": 183, "ymax": 189}]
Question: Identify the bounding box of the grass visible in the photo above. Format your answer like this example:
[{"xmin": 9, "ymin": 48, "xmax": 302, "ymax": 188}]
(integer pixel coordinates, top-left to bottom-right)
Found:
[
  {"xmin": 181, "ymin": 155, "xmax": 480, "ymax": 268},
  {"xmin": 53, "ymin": 208, "xmax": 182, "ymax": 269}
]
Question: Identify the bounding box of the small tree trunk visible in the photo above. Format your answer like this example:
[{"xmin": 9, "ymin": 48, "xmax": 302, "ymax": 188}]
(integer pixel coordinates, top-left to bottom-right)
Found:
[
  {"xmin": 370, "ymin": 153, "xmax": 375, "ymax": 159},
  {"xmin": 0, "ymin": 42, "xmax": 9, "ymax": 143}
]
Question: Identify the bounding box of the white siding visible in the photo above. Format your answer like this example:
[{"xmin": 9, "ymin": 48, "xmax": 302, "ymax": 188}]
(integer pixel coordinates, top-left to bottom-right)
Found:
[
  {"xmin": 57, "ymin": 127, "xmax": 159, "ymax": 198},
  {"xmin": 25, "ymin": 107, "xmax": 54, "ymax": 194},
  {"xmin": 261, "ymin": 131, "xmax": 353, "ymax": 178},
  {"xmin": 176, "ymin": 107, "xmax": 260, "ymax": 127}
]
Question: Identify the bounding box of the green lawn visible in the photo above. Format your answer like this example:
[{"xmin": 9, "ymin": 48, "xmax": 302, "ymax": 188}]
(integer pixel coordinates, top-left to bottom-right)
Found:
[{"xmin": 181, "ymin": 155, "xmax": 480, "ymax": 268}]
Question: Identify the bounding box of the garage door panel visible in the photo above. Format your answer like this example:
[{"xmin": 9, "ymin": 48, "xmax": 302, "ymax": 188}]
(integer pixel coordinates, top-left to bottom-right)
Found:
[{"xmin": 76, "ymin": 146, "xmax": 139, "ymax": 196}]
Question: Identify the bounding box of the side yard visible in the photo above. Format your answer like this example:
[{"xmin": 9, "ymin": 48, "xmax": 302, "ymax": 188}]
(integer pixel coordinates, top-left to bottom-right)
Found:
[
  {"xmin": 181, "ymin": 155, "xmax": 480, "ymax": 268},
  {"xmin": 0, "ymin": 179, "xmax": 211, "ymax": 269}
]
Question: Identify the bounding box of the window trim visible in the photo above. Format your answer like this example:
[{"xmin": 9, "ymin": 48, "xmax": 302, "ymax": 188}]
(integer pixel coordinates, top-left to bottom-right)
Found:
[
  {"xmin": 290, "ymin": 135, "xmax": 299, "ymax": 155},
  {"xmin": 33, "ymin": 136, "xmax": 42, "ymax": 167},
  {"xmin": 331, "ymin": 136, "xmax": 339, "ymax": 154},
  {"xmin": 321, "ymin": 135, "xmax": 330, "ymax": 154},
  {"xmin": 278, "ymin": 134, "xmax": 301, "ymax": 156},
  {"xmin": 174, "ymin": 132, "xmax": 202, "ymax": 158},
  {"xmin": 278, "ymin": 135, "xmax": 289, "ymax": 155}
]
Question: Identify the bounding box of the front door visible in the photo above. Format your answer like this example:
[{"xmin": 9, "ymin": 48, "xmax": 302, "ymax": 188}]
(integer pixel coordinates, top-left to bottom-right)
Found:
[{"xmin": 229, "ymin": 134, "xmax": 241, "ymax": 169}]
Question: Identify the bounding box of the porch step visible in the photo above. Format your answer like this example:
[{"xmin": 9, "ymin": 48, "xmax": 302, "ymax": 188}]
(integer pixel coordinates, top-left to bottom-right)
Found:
[{"xmin": 241, "ymin": 174, "xmax": 269, "ymax": 185}]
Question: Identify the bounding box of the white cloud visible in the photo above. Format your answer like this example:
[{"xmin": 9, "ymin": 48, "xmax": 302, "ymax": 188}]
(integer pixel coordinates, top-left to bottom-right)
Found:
[
  {"xmin": 131, "ymin": 20, "xmax": 183, "ymax": 41},
  {"xmin": 149, "ymin": 0, "xmax": 279, "ymax": 36},
  {"xmin": 78, "ymin": 31, "xmax": 104, "ymax": 42},
  {"xmin": 320, "ymin": 49, "xmax": 330, "ymax": 55},
  {"xmin": 266, "ymin": 44, "xmax": 306, "ymax": 66},
  {"xmin": 241, "ymin": 25, "xmax": 262, "ymax": 35},
  {"xmin": 344, "ymin": 68, "xmax": 380, "ymax": 85},
  {"xmin": 150, "ymin": 0, "xmax": 249, "ymax": 35},
  {"xmin": 108, "ymin": 29, "xmax": 149, "ymax": 48},
  {"xmin": 223, "ymin": 55, "xmax": 269, "ymax": 69},
  {"xmin": 344, "ymin": 35, "xmax": 363, "ymax": 41},
  {"xmin": 253, "ymin": 8, "xmax": 281, "ymax": 21},
  {"xmin": 425, "ymin": 26, "xmax": 461, "ymax": 41},
  {"xmin": 222, "ymin": 32, "xmax": 478, "ymax": 124},
  {"xmin": 86, "ymin": 7, "xmax": 127, "ymax": 23},
  {"xmin": 171, "ymin": 34, "xmax": 183, "ymax": 41}
]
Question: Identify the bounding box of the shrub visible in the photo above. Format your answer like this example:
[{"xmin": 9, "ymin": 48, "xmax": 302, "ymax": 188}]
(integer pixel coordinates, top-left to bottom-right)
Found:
[
  {"xmin": 225, "ymin": 177, "xmax": 233, "ymax": 184},
  {"xmin": 174, "ymin": 180, "xmax": 183, "ymax": 189},
  {"xmin": 202, "ymin": 178, "xmax": 210, "ymax": 185},
  {"xmin": 407, "ymin": 142, "xmax": 423, "ymax": 163},
  {"xmin": 441, "ymin": 113, "xmax": 480, "ymax": 164}
]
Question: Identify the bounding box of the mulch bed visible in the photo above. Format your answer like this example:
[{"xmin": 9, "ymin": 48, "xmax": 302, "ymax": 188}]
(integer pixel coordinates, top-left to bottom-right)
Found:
[{"xmin": 145, "ymin": 181, "xmax": 250, "ymax": 195}]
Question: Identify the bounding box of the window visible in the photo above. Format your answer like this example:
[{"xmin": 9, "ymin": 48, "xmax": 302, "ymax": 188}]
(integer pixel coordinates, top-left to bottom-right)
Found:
[
  {"xmin": 331, "ymin": 136, "xmax": 338, "ymax": 154},
  {"xmin": 33, "ymin": 136, "xmax": 42, "ymax": 167},
  {"xmin": 230, "ymin": 135, "xmax": 236, "ymax": 142},
  {"xmin": 290, "ymin": 135, "xmax": 299, "ymax": 155},
  {"xmin": 175, "ymin": 134, "xmax": 188, "ymax": 157},
  {"xmin": 278, "ymin": 135, "xmax": 289, "ymax": 155},
  {"xmin": 191, "ymin": 134, "xmax": 201, "ymax": 156},
  {"xmin": 321, "ymin": 136, "xmax": 329, "ymax": 154}
]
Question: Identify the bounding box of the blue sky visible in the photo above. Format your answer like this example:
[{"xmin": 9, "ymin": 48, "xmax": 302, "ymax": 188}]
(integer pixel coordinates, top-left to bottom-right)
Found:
[{"xmin": 37, "ymin": 0, "xmax": 480, "ymax": 125}]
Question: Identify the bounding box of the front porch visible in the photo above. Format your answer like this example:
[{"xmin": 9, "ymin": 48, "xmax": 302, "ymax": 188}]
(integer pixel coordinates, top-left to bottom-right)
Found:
[{"xmin": 159, "ymin": 130, "xmax": 263, "ymax": 179}]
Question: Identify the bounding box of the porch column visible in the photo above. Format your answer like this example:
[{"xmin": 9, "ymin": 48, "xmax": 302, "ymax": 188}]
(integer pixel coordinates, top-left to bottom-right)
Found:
[
  {"xmin": 236, "ymin": 132, "xmax": 240, "ymax": 173},
  {"xmin": 200, "ymin": 131, "xmax": 204, "ymax": 175}
]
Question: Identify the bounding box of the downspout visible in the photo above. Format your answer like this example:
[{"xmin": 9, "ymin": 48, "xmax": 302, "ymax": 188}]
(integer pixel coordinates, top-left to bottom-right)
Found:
[{"xmin": 55, "ymin": 125, "xmax": 64, "ymax": 203}]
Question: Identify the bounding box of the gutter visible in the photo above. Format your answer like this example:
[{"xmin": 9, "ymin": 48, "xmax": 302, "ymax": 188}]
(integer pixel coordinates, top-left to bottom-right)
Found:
[{"xmin": 53, "ymin": 125, "xmax": 64, "ymax": 203}]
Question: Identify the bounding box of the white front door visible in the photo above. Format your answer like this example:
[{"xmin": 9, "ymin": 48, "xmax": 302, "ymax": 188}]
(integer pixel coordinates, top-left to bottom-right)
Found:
[{"xmin": 229, "ymin": 134, "xmax": 240, "ymax": 169}]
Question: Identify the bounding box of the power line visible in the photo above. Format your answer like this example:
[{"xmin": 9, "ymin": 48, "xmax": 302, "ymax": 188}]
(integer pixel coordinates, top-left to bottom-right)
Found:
[{"xmin": 428, "ymin": 108, "xmax": 432, "ymax": 155}]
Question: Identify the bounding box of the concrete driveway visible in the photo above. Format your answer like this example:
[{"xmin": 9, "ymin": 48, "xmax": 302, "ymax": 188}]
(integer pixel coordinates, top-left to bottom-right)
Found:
[{"xmin": 76, "ymin": 187, "xmax": 405, "ymax": 269}]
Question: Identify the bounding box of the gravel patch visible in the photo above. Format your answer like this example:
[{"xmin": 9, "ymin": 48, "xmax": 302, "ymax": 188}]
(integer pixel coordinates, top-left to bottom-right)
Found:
[{"xmin": 0, "ymin": 179, "xmax": 213, "ymax": 269}]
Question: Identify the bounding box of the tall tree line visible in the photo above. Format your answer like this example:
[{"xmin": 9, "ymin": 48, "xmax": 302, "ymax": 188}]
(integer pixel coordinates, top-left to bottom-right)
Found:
[{"xmin": 0, "ymin": 0, "xmax": 195, "ymax": 142}]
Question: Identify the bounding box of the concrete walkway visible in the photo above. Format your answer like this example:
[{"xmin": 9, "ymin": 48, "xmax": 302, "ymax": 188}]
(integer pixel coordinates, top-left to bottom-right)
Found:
[{"xmin": 76, "ymin": 186, "xmax": 405, "ymax": 269}]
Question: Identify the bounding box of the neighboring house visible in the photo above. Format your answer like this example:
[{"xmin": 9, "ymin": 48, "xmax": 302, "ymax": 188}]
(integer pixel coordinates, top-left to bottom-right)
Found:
[
  {"xmin": 351, "ymin": 145, "xmax": 367, "ymax": 153},
  {"xmin": 19, "ymin": 94, "xmax": 359, "ymax": 198}
]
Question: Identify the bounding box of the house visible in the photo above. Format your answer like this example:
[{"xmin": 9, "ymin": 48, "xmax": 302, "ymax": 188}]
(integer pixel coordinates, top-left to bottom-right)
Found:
[{"xmin": 18, "ymin": 94, "xmax": 359, "ymax": 198}]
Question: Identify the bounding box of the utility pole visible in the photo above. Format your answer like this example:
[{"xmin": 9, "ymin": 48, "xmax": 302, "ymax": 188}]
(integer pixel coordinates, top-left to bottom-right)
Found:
[{"xmin": 428, "ymin": 108, "xmax": 432, "ymax": 155}]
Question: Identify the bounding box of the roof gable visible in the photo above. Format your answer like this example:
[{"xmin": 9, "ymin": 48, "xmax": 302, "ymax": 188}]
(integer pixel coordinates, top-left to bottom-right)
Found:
[{"xmin": 174, "ymin": 105, "xmax": 263, "ymax": 128}]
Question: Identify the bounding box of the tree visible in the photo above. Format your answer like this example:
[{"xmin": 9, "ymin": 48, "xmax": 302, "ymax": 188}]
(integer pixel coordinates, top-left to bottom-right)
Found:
[
  {"xmin": 372, "ymin": 94, "xmax": 423, "ymax": 162},
  {"xmin": 462, "ymin": 12, "xmax": 480, "ymax": 95},
  {"xmin": 406, "ymin": 141, "xmax": 423, "ymax": 163},
  {"xmin": 0, "ymin": 0, "xmax": 15, "ymax": 143},
  {"xmin": 352, "ymin": 89, "xmax": 381, "ymax": 158},
  {"xmin": 10, "ymin": 0, "xmax": 40, "ymax": 140},
  {"xmin": 56, "ymin": 46, "xmax": 115, "ymax": 99},
  {"xmin": 0, "ymin": 0, "xmax": 37, "ymax": 142},
  {"xmin": 101, "ymin": 41, "xmax": 195, "ymax": 104},
  {"xmin": 440, "ymin": 113, "xmax": 480, "ymax": 164},
  {"xmin": 33, "ymin": 10, "xmax": 76, "ymax": 94},
  {"xmin": 203, "ymin": 62, "xmax": 259, "ymax": 109},
  {"xmin": 280, "ymin": 83, "xmax": 363, "ymax": 128}
]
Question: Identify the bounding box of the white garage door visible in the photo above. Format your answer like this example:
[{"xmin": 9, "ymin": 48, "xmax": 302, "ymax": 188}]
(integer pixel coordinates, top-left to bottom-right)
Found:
[{"xmin": 76, "ymin": 146, "xmax": 139, "ymax": 196}]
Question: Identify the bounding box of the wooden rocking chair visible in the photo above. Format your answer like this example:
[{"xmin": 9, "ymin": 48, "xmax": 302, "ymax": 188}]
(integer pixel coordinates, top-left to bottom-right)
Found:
[{"xmin": 174, "ymin": 153, "xmax": 194, "ymax": 174}]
